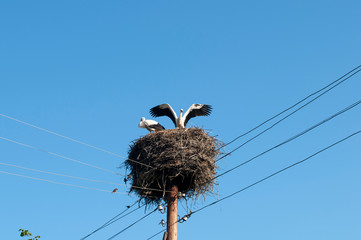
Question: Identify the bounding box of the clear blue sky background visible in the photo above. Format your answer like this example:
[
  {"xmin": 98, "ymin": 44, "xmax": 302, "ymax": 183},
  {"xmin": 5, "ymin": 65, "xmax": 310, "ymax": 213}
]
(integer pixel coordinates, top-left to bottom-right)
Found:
[{"xmin": 1, "ymin": 1, "xmax": 360, "ymax": 239}]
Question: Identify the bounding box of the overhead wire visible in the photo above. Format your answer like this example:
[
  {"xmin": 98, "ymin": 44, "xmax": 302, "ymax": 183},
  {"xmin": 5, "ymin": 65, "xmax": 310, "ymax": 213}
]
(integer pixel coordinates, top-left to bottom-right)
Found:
[
  {"xmin": 106, "ymin": 207, "xmax": 157, "ymax": 240},
  {"xmin": 215, "ymin": 98, "xmax": 361, "ymax": 179},
  {"xmin": 145, "ymin": 228, "xmax": 166, "ymax": 240},
  {"xmin": 0, "ymin": 162, "xmax": 168, "ymax": 193},
  {"xmin": 80, "ymin": 200, "xmax": 141, "ymax": 240},
  {"xmin": 145, "ymin": 129, "xmax": 361, "ymax": 240},
  {"xmin": 100, "ymin": 203, "xmax": 146, "ymax": 231},
  {"xmin": 219, "ymin": 64, "xmax": 361, "ymax": 152},
  {"xmin": 0, "ymin": 162, "xmax": 124, "ymax": 186},
  {"xmin": 193, "ymin": 129, "xmax": 361, "ymax": 214},
  {"xmin": 0, "ymin": 170, "xmax": 129, "ymax": 194},
  {"xmin": 0, "ymin": 113, "xmax": 153, "ymax": 169},
  {"xmin": 0, "ymin": 136, "xmax": 121, "ymax": 175}
]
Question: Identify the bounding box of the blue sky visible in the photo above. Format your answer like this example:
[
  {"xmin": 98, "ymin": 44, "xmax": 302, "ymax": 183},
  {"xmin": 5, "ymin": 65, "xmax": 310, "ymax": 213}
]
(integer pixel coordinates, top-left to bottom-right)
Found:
[{"xmin": 1, "ymin": 1, "xmax": 360, "ymax": 239}]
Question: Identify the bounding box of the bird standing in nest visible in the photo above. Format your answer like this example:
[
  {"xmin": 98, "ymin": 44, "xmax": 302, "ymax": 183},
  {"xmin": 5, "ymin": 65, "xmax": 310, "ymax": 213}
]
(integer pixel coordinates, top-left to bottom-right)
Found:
[
  {"xmin": 150, "ymin": 103, "xmax": 212, "ymax": 129},
  {"xmin": 138, "ymin": 117, "xmax": 165, "ymax": 133}
]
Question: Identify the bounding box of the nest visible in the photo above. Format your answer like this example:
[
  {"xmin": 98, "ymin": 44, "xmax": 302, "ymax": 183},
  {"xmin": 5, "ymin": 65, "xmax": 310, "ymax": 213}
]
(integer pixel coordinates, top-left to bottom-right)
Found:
[{"xmin": 126, "ymin": 127, "xmax": 221, "ymax": 205}]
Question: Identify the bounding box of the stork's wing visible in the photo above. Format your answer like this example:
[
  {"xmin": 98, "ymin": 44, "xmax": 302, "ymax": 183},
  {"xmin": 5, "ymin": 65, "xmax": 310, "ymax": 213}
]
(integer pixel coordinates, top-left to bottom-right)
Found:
[
  {"xmin": 151, "ymin": 123, "xmax": 165, "ymax": 131},
  {"xmin": 144, "ymin": 119, "xmax": 165, "ymax": 131},
  {"xmin": 150, "ymin": 103, "xmax": 177, "ymax": 127},
  {"xmin": 183, "ymin": 104, "xmax": 212, "ymax": 126},
  {"xmin": 144, "ymin": 119, "xmax": 160, "ymax": 125}
]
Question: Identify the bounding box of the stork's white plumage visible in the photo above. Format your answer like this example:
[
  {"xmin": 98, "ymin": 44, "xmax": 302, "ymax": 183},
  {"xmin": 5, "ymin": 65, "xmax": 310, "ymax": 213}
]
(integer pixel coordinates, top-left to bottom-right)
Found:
[
  {"xmin": 150, "ymin": 103, "xmax": 212, "ymax": 129},
  {"xmin": 138, "ymin": 117, "xmax": 165, "ymax": 133}
]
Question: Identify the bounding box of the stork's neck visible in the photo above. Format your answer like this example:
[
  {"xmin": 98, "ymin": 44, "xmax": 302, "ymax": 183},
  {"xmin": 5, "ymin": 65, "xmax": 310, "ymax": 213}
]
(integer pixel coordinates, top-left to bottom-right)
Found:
[{"xmin": 178, "ymin": 110, "xmax": 185, "ymax": 129}]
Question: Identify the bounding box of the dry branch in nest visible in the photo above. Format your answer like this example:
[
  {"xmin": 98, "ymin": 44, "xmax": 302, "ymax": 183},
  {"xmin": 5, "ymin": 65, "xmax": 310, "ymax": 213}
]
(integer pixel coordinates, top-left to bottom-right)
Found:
[{"xmin": 126, "ymin": 127, "xmax": 222, "ymax": 206}]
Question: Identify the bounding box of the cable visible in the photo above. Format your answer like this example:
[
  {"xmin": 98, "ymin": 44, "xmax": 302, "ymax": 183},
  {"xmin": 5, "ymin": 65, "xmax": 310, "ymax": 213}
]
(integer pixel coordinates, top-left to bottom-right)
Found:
[
  {"xmin": 0, "ymin": 113, "xmax": 153, "ymax": 169},
  {"xmin": 100, "ymin": 201, "xmax": 140, "ymax": 228},
  {"xmin": 107, "ymin": 208, "xmax": 157, "ymax": 240},
  {"xmin": 218, "ymin": 68, "xmax": 361, "ymax": 160},
  {"xmin": 146, "ymin": 229, "xmax": 166, "ymax": 240},
  {"xmin": 81, "ymin": 203, "xmax": 147, "ymax": 239},
  {"xmin": 0, "ymin": 136, "xmax": 121, "ymax": 175},
  {"xmin": 101, "ymin": 203, "xmax": 146, "ymax": 229},
  {"xmin": 215, "ymin": 98, "xmax": 361, "ymax": 179},
  {"xmin": 0, "ymin": 170, "xmax": 129, "ymax": 194},
  {"xmin": 0, "ymin": 113, "xmax": 130, "ymax": 161},
  {"xmin": 0, "ymin": 162, "xmax": 125, "ymax": 186},
  {"xmin": 145, "ymin": 129, "xmax": 361, "ymax": 240},
  {"xmin": 220, "ymin": 64, "xmax": 361, "ymax": 150},
  {"xmin": 194, "ymin": 129, "xmax": 361, "ymax": 214},
  {"xmin": 80, "ymin": 200, "xmax": 140, "ymax": 240},
  {"xmin": 0, "ymin": 162, "xmax": 167, "ymax": 194}
]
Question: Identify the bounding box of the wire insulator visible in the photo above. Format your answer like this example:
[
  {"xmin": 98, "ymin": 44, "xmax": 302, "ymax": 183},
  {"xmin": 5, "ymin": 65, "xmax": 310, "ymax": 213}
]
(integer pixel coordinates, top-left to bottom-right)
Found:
[{"xmin": 158, "ymin": 204, "xmax": 166, "ymax": 213}]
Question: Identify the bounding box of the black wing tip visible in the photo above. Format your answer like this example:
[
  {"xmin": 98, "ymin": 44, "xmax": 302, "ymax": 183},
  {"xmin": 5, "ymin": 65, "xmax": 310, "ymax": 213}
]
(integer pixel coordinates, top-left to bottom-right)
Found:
[
  {"xmin": 154, "ymin": 123, "xmax": 165, "ymax": 130},
  {"xmin": 203, "ymin": 104, "xmax": 212, "ymax": 115},
  {"xmin": 149, "ymin": 105, "xmax": 160, "ymax": 117},
  {"xmin": 204, "ymin": 104, "xmax": 212, "ymax": 109}
]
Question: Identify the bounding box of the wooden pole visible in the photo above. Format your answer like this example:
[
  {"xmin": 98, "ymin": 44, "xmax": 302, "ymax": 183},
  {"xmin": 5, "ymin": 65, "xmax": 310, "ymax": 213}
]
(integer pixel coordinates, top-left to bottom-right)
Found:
[{"xmin": 166, "ymin": 185, "xmax": 178, "ymax": 240}]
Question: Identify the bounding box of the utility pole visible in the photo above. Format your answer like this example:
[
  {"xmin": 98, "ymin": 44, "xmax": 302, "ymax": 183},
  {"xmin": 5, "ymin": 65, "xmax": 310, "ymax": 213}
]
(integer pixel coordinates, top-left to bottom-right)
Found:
[{"xmin": 166, "ymin": 185, "xmax": 178, "ymax": 240}]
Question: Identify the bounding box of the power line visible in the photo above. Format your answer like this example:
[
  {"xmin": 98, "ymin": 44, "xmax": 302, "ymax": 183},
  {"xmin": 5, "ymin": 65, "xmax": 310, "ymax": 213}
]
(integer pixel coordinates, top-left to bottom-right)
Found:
[
  {"xmin": 193, "ymin": 129, "xmax": 361, "ymax": 215},
  {"xmin": 80, "ymin": 200, "xmax": 141, "ymax": 240},
  {"xmin": 0, "ymin": 162, "xmax": 167, "ymax": 193},
  {"xmin": 219, "ymin": 64, "xmax": 361, "ymax": 151},
  {"xmin": 107, "ymin": 208, "xmax": 157, "ymax": 240},
  {"xmin": 0, "ymin": 170, "xmax": 129, "ymax": 194},
  {"xmin": 0, "ymin": 163, "xmax": 166, "ymax": 193},
  {"xmin": 99, "ymin": 203, "xmax": 146, "ymax": 231},
  {"xmin": 0, "ymin": 162, "xmax": 125, "ymax": 186},
  {"xmin": 0, "ymin": 113, "xmax": 153, "ymax": 169},
  {"xmin": 215, "ymin": 98, "xmax": 361, "ymax": 179},
  {"xmin": 0, "ymin": 136, "xmax": 121, "ymax": 175},
  {"xmin": 145, "ymin": 228, "xmax": 166, "ymax": 240},
  {"xmin": 0, "ymin": 113, "xmax": 133, "ymax": 161},
  {"xmin": 145, "ymin": 129, "xmax": 361, "ymax": 240}
]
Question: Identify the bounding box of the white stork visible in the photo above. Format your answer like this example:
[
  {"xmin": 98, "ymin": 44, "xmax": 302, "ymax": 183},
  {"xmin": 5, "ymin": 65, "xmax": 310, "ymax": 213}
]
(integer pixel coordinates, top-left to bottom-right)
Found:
[
  {"xmin": 138, "ymin": 117, "xmax": 165, "ymax": 133},
  {"xmin": 149, "ymin": 103, "xmax": 212, "ymax": 129}
]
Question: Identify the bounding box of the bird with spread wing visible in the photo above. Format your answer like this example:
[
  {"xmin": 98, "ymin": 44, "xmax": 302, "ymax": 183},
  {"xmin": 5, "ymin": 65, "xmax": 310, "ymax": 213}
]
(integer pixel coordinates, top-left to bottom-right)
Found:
[{"xmin": 150, "ymin": 103, "xmax": 212, "ymax": 129}]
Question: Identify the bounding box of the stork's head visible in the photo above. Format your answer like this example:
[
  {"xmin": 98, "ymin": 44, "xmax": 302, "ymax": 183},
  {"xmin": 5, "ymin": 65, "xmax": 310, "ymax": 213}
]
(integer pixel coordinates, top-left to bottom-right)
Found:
[
  {"xmin": 180, "ymin": 109, "xmax": 184, "ymax": 113},
  {"xmin": 140, "ymin": 117, "xmax": 145, "ymax": 121}
]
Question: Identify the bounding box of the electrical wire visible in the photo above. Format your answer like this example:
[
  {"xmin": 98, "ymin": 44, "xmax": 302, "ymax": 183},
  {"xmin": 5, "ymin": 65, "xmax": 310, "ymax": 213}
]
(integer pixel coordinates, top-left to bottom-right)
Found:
[
  {"xmin": 215, "ymin": 98, "xmax": 361, "ymax": 179},
  {"xmin": 145, "ymin": 129, "xmax": 361, "ymax": 240},
  {"xmin": 194, "ymin": 129, "xmax": 361, "ymax": 214},
  {"xmin": 106, "ymin": 208, "xmax": 157, "ymax": 240},
  {"xmin": 219, "ymin": 64, "xmax": 361, "ymax": 151},
  {"xmin": 0, "ymin": 170, "xmax": 129, "ymax": 194},
  {"xmin": 80, "ymin": 200, "xmax": 141, "ymax": 240},
  {"xmin": 100, "ymin": 203, "xmax": 146, "ymax": 230},
  {"xmin": 145, "ymin": 228, "xmax": 166, "ymax": 240},
  {"xmin": 0, "ymin": 113, "xmax": 153, "ymax": 169},
  {"xmin": 0, "ymin": 162, "xmax": 125, "ymax": 186},
  {"xmin": 0, "ymin": 136, "xmax": 121, "ymax": 175},
  {"xmin": 0, "ymin": 162, "xmax": 168, "ymax": 193}
]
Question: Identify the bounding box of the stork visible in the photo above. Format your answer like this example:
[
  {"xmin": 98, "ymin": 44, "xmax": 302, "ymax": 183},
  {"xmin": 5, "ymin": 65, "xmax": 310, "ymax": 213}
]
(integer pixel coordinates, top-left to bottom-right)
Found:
[
  {"xmin": 138, "ymin": 117, "xmax": 165, "ymax": 133},
  {"xmin": 150, "ymin": 103, "xmax": 212, "ymax": 129}
]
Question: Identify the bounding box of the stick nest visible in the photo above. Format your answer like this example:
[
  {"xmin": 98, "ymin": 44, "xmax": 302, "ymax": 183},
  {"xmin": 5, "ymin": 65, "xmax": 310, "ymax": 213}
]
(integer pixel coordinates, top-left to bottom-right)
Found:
[{"xmin": 126, "ymin": 127, "xmax": 221, "ymax": 205}]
